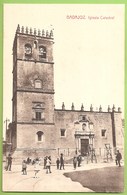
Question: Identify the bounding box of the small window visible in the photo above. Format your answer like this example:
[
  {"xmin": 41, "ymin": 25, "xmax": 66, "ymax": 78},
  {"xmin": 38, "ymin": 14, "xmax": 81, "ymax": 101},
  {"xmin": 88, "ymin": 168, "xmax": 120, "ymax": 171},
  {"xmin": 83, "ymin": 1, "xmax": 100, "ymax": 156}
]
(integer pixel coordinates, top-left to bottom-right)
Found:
[
  {"xmin": 101, "ymin": 129, "xmax": 106, "ymax": 137},
  {"xmin": 60, "ymin": 129, "xmax": 66, "ymax": 137},
  {"xmin": 82, "ymin": 116, "xmax": 86, "ymax": 120},
  {"xmin": 36, "ymin": 131, "xmax": 44, "ymax": 142},
  {"xmin": 36, "ymin": 112, "xmax": 41, "ymax": 120},
  {"xmin": 79, "ymin": 115, "xmax": 87, "ymax": 122},
  {"xmin": 32, "ymin": 102, "xmax": 45, "ymax": 121},
  {"xmin": 39, "ymin": 46, "xmax": 46, "ymax": 58},
  {"xmin": 25, "ymin": 44, "xmax": 32, "ymax": 56},
  {"xmin": 35, "ymin": 79, "xmax": 42, "ymax": 89}
]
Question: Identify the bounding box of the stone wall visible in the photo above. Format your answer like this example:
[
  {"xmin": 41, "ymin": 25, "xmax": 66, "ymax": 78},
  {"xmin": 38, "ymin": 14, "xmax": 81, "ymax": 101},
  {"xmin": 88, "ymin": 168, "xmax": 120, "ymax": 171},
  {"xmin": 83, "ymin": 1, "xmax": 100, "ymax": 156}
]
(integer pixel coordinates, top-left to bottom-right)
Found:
[
  {"xmin": 17, "ymin": 60, "xmax": 54, "ymax": 91},
  {"xmin": 17, "ymin": 92, "xmax": 54, "ymax": 123},
  {"xmin": 54, "ymin": 109, "xmax": 118, "ymax": 157},
  {"xmin": 16, "ymin": 123, "xmax": 55, "ymax": 149}
]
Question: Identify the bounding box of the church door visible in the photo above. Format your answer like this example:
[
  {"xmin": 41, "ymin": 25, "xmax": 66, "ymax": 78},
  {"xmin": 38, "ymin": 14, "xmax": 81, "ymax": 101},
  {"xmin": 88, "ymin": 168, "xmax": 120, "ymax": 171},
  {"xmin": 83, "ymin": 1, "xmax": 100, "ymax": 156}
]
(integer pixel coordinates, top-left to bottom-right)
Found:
[{"xmin": 81, "ymin": 139, "xmax": 89, "ymax": 156}]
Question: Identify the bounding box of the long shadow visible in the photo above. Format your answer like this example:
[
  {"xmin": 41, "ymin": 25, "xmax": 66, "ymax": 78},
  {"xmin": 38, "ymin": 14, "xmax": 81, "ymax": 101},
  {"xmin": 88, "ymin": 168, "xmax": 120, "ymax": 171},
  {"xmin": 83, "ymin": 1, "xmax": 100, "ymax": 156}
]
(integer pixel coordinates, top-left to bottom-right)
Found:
[{"xmin": 64, "ymin": 166, "xmax": 124, "ymax": 192}]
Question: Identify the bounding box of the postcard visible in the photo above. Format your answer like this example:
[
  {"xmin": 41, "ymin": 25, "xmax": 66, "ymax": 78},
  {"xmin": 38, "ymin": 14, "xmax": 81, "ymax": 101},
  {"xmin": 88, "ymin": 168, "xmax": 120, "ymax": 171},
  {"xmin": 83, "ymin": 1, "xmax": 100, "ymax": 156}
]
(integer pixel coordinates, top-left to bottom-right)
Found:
[{"xmin": 2, "ymin": 4, "xmax": 124, "ymax": 193}]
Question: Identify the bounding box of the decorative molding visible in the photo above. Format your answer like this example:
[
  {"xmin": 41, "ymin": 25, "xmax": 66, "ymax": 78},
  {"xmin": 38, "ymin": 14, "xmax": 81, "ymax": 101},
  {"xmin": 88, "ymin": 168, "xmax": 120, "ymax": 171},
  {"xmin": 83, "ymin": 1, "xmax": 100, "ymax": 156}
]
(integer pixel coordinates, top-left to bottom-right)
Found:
[
  {"xmin": 17, "ymin": 88, "xmax": 55, "ymax": 94},
  {"xmin": 17, "ymin": 58, "xmax": 54, "ymax": 64},
  {"xmin": 17, "ymin": 122, "xmax": 55, "ymax": 125}
]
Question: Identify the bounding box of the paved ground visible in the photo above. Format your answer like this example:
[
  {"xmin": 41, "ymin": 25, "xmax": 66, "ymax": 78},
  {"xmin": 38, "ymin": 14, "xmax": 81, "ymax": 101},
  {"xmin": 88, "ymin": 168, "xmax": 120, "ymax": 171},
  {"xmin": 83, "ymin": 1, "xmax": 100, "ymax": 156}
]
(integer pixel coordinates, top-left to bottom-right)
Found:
[{"xmin": 2, "ymin": 162, "xmax": 119, "ymax": 192}]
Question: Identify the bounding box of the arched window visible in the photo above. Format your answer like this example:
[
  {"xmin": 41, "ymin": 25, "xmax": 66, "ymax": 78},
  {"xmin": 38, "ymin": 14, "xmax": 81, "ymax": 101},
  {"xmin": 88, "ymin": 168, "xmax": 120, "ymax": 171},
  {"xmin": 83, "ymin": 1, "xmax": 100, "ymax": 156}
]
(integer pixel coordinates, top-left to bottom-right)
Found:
[
  {"xmin": 25, "ymin": 43, "xmax": 32, "ymax": 55},
  {"xmin": 34, "ymin": 79, "xmax": 42, "ymax": 89},
  {"xmin": 36, "ymin": 131, "xmax": 44, "ymax": 142},
  {"xmin": 39, "ymin": 46, "xmax": 46, "ymax": 58}
]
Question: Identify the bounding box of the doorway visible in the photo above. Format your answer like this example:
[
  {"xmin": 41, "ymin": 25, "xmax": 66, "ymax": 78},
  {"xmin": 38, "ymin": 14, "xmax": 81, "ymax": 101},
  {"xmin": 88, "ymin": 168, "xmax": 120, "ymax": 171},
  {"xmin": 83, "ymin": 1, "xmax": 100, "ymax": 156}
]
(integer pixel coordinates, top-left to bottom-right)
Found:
[{"xmin": 81, "ymin": 139, "xmax": 89, "ymax": 156}]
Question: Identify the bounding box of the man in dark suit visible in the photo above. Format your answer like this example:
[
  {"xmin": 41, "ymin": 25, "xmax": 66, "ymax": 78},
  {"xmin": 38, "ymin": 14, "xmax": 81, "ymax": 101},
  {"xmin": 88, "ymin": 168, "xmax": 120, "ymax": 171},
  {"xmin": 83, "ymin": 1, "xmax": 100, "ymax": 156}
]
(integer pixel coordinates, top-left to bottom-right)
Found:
[
  {"xmin": 6, "ymin": 154, "xmax": 12, "ymax": 171},
  {"xmin": 116, "ymin": 150, "xmax": 122, "ymax": 167}
]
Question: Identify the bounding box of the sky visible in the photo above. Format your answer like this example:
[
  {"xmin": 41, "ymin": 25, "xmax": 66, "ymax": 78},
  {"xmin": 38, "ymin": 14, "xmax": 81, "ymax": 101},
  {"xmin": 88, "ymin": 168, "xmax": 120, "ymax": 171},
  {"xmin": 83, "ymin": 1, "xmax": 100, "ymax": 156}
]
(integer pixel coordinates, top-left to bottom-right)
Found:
[{"xmin": 3, "ymin": 4, "xmax": 125, "ymax": 135}]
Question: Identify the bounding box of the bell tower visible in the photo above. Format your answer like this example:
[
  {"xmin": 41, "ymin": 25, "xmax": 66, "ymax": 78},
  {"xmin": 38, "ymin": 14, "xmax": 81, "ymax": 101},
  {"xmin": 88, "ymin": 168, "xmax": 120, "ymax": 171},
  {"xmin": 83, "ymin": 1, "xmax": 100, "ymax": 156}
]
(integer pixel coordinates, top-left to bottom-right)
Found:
[{"xmin": 12, "ymin": 25, "xmax": 55, "ymax": 158}]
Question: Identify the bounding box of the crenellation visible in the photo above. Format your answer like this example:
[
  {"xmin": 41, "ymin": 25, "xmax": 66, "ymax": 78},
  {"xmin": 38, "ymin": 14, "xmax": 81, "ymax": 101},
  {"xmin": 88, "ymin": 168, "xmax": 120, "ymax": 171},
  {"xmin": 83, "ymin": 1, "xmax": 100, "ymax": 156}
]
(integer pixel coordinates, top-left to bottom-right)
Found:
[
  {"xmin": 112, "ymin": 104, "xmax": 115, "ymax": 112},
  {"xmin": 46, "ymin": 30, "xmax": 49, "ymax": 37},
  {"xmin": 50, "ymin": 30, "xmax": 53, "ymax": 38},
  {"xmin": 17, "ymin": 24, "xmax": 20, "ymax": 32},
  {"xmin": 38, "ymin": 29, "xmax": 41, "ymax": 36},
  {"xmin": 30, "ymin": 27, "xmax": 32, "ymax": 35},
  {"xmin": 21, "ymin": 26, "xmax": 24, "ymax": 33},
  {"xmin": 108, "ymin": 105, "xmax": 111, "ymax": 112},
  {"xmin": 25, "ymin": 26, "xmax": 28, "ymax": 34},
  {"xmin": 90, "ymin": 104, "xmax": 93, "ymax": 112},
  {"xmin": 57, "ymin": 103, "xmax": 122, "ymax": 113},
  {"xmin": 62, "ymin": 102, "xmax": 65, "ymax": 110},
  {"xmin": 16, "ymin": 25, "xmax": 54, "ymax": 39},
  {"xmin": 42, "ymin": 29, "xmax": 45, "ymax": 37},
  {"xmin": 34, "ymin": 28, "xmax": 37, "ymax": 35},
  {"xmin": 71, "ymin": 103, "xmax": 75, "ymax": 111},
  {"xmin": 99, "ymin": 105, "xmax": 102, "ymax": 112},
  {"xmin": 81, "ymin": 104, "xmax": 84, "ymax": 111}
]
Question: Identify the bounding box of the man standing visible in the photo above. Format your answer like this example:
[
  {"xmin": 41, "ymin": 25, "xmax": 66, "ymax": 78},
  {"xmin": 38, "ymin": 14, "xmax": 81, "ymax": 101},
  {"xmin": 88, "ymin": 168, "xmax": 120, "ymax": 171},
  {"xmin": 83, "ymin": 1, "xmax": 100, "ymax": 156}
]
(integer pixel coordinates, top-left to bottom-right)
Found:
[
  {"xmin": 6, "ymin": 154, "xmax": 12, "ymax": 171},
  {"xmin": 116, "ymin": 150, "xmax": 122, "ymax": 167},
  {"xmin": 77, "ymin": 155, "xmax": 82, "ymax": 167},
  {"xmin": 60, "ymin": 153, "xmax": 65, "ymax": 170}
]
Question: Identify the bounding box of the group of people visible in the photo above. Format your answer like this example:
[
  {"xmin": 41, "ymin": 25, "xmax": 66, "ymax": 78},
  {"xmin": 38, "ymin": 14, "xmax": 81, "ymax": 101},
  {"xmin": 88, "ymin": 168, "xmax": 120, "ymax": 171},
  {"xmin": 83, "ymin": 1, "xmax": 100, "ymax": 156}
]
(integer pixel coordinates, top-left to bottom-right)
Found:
[
  {"xmin": 73, "ymin": 155, "xmax": 82, "ymax": 169},
  {"xmin": 21, "ymin": 154, "xmax": 65, "ymax": 178},
  {"xmin": 5, "ymin": 150, "xmax": 123, "ymax": 176},
  {"xmin": 21, "ymin": 156, "xmax": 52, "ymax": 177},
  {"xmin": 56, "ymin": 153, "xmax": 65, "ymax": 170}
]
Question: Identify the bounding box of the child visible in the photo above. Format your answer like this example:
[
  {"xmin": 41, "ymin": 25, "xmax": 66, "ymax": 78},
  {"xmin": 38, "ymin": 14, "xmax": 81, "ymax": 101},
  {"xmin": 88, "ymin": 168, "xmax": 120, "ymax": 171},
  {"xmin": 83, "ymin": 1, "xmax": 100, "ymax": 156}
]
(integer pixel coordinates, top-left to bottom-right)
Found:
[
  {"xmin": 22, "ymin": 160, "xmax": 27, "ymax": 175},
  {"xmin": 46, "ymin": 156, "xmax": 51, "ymax": 174},
  {"xmin": 34, "ymin": 159, "xmax": 40, "ymax": 178},
  {"xmin": 56, "ymin": 158, "xmax": 60, "ymax": 169}
]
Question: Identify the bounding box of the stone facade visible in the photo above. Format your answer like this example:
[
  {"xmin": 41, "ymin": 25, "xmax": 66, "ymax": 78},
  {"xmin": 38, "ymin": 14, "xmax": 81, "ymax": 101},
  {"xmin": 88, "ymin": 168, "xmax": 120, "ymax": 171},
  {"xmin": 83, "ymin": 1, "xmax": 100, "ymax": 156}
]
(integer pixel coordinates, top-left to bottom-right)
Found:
[{"xmin": 7, "ymin": 25, "xmax": 124, "ymax": 162}]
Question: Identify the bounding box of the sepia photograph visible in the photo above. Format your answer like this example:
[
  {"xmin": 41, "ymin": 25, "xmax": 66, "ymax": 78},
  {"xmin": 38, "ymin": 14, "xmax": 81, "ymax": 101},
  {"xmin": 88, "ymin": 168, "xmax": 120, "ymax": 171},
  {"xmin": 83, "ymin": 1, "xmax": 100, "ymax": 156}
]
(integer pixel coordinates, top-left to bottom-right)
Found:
[{"xmin": 3, "ymin": 4, "xmax": 124, "ymax": 192}]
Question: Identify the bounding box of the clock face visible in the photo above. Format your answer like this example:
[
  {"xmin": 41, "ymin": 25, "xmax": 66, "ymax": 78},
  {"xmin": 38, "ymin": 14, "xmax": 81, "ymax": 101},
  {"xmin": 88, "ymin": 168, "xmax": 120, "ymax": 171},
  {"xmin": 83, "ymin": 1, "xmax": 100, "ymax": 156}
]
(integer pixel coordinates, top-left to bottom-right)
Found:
[{"xmin": 25, "ymin": 45, "xmax": 32, "ymax": 55}]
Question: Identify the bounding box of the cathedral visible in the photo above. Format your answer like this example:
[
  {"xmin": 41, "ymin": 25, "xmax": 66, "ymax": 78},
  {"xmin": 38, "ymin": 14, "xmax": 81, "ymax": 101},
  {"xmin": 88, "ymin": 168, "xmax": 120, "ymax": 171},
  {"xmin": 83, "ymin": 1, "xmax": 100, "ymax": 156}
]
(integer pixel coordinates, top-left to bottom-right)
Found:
[{"xmin": 6, "ymin": 25, "xmax": 124, "ymax": 162}]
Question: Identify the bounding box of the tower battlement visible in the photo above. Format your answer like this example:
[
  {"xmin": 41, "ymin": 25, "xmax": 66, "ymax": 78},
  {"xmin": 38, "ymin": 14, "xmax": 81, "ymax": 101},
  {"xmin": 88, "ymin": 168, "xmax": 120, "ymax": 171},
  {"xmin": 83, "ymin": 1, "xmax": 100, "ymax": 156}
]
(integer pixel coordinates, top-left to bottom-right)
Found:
[
  {"xmin": 16, "ymin": 24, "xmax": 53, "ymax": 39},
  {"xmin": 59, "ymin": 102, "xmax": 122, "ymax": 113}
]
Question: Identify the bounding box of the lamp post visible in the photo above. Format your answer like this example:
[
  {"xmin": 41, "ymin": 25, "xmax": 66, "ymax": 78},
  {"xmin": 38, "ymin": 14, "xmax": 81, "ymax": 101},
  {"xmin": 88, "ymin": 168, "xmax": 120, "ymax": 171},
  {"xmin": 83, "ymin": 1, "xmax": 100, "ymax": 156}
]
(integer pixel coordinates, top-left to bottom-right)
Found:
[{"xmin": 4, "ymin": 118, "xmax": 10, "ymax": 141}]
